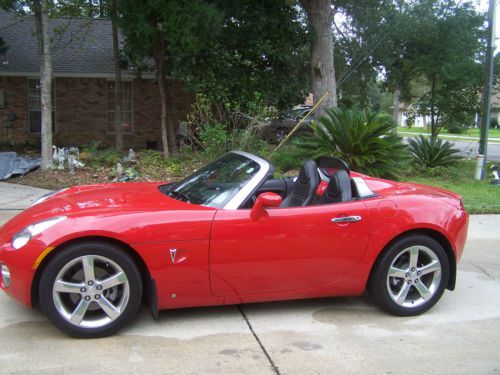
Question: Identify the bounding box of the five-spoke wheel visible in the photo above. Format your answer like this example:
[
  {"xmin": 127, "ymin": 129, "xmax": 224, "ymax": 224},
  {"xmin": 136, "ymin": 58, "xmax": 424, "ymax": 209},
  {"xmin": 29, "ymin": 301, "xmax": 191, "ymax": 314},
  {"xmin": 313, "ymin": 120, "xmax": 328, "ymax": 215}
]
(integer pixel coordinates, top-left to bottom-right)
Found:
[
  {"xmin": 369, "ymin": 235, "xmax": 450, "ymax": 316},
  {"xmin": 39, "ymin": 242, "xmax": 142, "ymax": 338}
]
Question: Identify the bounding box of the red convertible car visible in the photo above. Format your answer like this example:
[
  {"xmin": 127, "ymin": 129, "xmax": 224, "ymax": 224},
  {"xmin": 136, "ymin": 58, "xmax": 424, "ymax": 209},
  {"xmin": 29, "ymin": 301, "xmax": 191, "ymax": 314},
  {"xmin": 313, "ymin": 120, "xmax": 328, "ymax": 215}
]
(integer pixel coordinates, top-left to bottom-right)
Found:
[{"xmin": 0, "ymin": 151, "xmax": 468, "ymax": 337}]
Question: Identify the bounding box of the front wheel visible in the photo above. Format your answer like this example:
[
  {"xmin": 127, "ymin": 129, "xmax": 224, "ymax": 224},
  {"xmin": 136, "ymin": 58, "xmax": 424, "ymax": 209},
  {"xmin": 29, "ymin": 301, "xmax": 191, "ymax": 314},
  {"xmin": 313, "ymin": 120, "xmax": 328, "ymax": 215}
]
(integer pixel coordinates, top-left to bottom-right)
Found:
[
  {"xmin": 368, "ymin": 235, "xmax": 450, "ymax": 316},
  {"xmin": 38, "ymin": 241, "xmax": 143, "ymax": 338}
]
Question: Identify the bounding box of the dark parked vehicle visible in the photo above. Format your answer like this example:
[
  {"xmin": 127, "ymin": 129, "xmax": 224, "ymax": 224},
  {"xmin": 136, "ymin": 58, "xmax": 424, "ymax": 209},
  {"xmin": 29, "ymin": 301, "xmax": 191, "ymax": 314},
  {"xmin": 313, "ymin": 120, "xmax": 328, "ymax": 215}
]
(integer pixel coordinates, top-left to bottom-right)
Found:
[{"xmin": 265, "ymin": 106, "xmax": 314, "ymax": 143}]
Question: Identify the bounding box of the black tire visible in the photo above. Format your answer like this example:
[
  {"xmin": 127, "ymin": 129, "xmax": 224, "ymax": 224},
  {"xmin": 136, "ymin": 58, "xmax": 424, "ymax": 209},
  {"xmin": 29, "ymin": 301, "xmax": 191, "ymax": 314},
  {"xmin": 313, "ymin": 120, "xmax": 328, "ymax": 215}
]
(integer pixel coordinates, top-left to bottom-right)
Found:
[
  {"xmin": 38, "ymin": 241, "xmax": 143, "ymax": 338},
  {"xmin": 368, "ymin": 234, "xmax": 450, "ymax": 316}
]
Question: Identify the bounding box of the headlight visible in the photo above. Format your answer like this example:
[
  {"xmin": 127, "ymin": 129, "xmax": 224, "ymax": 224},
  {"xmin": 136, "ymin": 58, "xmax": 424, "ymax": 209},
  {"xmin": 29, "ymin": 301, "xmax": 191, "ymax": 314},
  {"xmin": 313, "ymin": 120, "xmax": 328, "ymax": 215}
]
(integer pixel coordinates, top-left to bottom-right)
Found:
[
  {"xmin": 31, "ymin": 188, "xmax": 68, "ymax": 207},
  {"xmin": 11, "ymin": 216, "xmax": 66, "ymax": 250}
]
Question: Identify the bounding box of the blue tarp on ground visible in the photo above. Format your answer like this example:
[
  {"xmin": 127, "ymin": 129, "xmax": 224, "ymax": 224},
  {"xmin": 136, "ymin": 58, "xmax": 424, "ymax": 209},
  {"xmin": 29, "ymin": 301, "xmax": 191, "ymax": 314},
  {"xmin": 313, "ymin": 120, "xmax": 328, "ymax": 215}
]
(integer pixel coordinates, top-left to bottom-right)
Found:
[{"xmin": 0, "ymin": 152, "xmax": 41, "ymax": 180}]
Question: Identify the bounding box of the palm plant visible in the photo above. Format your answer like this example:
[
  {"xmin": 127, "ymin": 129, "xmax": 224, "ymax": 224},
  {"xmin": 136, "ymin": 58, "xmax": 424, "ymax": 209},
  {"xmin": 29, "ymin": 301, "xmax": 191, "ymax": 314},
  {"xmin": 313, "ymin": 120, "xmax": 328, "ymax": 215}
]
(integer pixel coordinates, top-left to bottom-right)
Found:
[
  {"xmin": 300, "ymin": 108, "xmax": 409, "ymax": 178},
  {"xmin": 407, "ymin": 135, "xmax": 462, "ymax": 168}
]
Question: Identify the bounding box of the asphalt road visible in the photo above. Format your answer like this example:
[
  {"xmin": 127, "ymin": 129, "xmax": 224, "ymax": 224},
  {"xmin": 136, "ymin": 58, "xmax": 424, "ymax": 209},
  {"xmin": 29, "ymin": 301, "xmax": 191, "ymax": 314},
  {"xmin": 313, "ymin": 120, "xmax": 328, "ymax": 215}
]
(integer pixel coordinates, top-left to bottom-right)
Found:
[
  {"xmin": 451, "ymin": 139, "xmax": 500, "ymax": 162},
  {"xmin": 0, "ymin": 183, "xmax": 499, "ymax": 374}
]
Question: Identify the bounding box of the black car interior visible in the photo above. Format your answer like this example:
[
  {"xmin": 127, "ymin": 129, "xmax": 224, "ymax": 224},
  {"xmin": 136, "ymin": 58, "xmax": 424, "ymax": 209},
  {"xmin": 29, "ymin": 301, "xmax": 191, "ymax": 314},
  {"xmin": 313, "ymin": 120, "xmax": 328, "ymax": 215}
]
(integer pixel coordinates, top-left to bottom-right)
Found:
[
  {"xmin": 316, "ymin": 156, "xmax": 353, "ymax": 204},
  {"xmin": 242, "ymin": 156, "xmax": 361, "ymax": 209},
  {"xmin": 280, "ymin": 160, "xmax": 320, "ymax": 208},
  {"xmin": 318, "ymin": 169, "xmax": 352, "ymax": 204}
]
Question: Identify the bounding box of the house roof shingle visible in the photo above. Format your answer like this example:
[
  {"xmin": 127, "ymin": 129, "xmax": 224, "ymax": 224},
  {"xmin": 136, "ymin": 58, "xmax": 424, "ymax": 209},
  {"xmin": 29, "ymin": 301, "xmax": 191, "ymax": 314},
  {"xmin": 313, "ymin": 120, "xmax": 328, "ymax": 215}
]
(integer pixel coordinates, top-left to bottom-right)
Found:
[{"xmin": 0, "ymin": 10, "xmax": 130, "ymax": 77}]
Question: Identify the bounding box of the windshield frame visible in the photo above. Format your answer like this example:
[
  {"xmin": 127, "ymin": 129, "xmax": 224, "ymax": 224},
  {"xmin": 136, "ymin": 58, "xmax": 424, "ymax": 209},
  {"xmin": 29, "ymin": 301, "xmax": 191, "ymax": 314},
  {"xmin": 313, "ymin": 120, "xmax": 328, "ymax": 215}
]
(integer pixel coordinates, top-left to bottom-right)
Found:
[{"xmin": 168, "ymin": 151, "xmax": 272, "ymax": 210}]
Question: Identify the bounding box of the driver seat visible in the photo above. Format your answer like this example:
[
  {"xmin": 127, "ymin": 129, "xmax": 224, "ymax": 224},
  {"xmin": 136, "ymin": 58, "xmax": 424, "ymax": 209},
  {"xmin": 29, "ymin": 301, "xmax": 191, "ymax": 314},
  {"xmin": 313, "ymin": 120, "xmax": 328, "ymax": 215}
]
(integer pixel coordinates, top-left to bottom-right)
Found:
[{"xmin": 280, "ymin": 160, "xmax": 320, "ymax": 208}]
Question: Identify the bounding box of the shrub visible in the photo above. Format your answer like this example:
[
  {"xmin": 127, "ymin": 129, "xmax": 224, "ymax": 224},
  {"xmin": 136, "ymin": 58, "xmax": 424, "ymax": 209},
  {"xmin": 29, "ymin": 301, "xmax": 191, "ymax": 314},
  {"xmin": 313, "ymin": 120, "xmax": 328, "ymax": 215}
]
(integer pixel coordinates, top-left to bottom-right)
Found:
[
  {"xmin": 198, "ymin": 122, "xmax": 268, "ymax": 159},
  {"xmin": 299, "ymin": 107, "xmax": 409, "ymax": 178},
  {"xmin": 231, "ymin": 128, "xmax": 268, "ymax": 157},
  {"xmin": 490, "ymin": 117, "xmax": 499, "ymax": 129},
  {"xmin": 446, "ymin": 124, "xmax": 465, "ymax": 134},
  {"xmin": 407, "ymin": 135, "xmax": 462, "ymax": 169},
  {"xmin": 199, "ymin": 122, "xmax": 230, "ymax": 158},
  {"xmin": 270, "ymin": 143, "xmax": 305, "ymax": 173},
  {"xmin": 186, "ymin": 93, "xmax": 275, "ymax": 158},
  {"xmin": 81, "ymin": 142, "xmax": 122, "ymax": 168},
  {"xmin": 137, "ymin": 149, "xmax": 183, "ymax": 178}
]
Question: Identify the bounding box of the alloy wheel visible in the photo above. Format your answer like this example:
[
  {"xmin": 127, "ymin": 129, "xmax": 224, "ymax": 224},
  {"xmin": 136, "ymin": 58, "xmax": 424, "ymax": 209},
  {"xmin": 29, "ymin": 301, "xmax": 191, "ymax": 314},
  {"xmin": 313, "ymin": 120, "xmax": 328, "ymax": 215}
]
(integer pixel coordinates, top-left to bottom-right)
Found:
[
  {"xmin": 52, "ymin": 255, "xmax": 130, "ymax": 328},
  {"xmin": 386, "ymin": 245, "xmax": 442, "ymax": 308}
]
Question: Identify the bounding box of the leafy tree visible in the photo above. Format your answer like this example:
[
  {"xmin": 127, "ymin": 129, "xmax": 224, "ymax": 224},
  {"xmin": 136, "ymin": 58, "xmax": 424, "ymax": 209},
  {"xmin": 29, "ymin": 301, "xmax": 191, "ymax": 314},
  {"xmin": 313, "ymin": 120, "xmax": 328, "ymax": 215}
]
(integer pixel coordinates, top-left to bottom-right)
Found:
[
  {"xmin": 333, "ymin": 31, "xmax": 380, "ymax": 110},
  {"xmin": 34, "ymin": 0, "xmax": 54, "ymax": 170},
  {"xmin": 118, "ymin": 0, "xmax": 222, "ymax": 158},
  {"xmin": 334, "ymin": 0, "xmax": 416, "ymax": 122},
  {"xmin": 405, "ymin": 0, "xmax": 484, "ymax": 139},
  {"xmin": 109, "ymin": 0, "xmax": 123, "ymax": 152},
  {"xmin": 494, "ymin": 53, "xmax": 500, "ymax": 85},
  {"xmin": 51, "ymin": 0, "xmax": 107, "ymax": 18},
  {"xmin": 175, "ymin": 0, "xmax": 310, "ymax": 111},
  {"xmin": 119, "ymin": 0, "xmax": 309, "ymax": 158},
  {"xmin": 1, "ymin": 0, "xmax": 54, "ymax": 169},
  {"xmin": 299, "ymin": 0, "xmax": 337, "ymax": 116}
]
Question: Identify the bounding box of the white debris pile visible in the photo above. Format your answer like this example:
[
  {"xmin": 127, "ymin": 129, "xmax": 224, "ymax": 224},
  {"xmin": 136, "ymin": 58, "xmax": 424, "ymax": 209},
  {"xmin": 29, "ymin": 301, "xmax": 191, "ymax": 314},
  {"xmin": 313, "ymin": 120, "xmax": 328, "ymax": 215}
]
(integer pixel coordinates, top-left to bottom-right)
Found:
[{"xmin": 52, "ymin": 146, "xmax": 85, "ymax": 173}]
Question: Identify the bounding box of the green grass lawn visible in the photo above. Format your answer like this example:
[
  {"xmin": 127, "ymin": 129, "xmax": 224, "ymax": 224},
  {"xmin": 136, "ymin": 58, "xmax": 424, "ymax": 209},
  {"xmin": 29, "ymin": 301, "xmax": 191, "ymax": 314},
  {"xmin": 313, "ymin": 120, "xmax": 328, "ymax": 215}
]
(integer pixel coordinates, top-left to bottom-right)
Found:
[
  {"xmin": 398, "ymin": 126, "xmax": 500, "ymax": 139},
  {"xmin": 398, "ymin": 126, "xmax": 500, "ymax": 144},
  {"xmin": 401, "ymin": 161, "xmax": 500, "ymax": 214}
]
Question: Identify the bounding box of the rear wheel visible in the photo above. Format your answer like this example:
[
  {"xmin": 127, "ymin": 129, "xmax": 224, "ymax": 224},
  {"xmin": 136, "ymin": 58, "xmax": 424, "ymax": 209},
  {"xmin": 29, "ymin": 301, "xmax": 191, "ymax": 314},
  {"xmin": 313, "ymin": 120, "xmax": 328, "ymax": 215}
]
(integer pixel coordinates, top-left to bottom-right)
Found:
[
  {"xmin": 369, "ymin": 235, "xmax": 449, "ymax": 316},
  {"xmin": 39, "ymin": 241, "xmax": 142, "ymax": 338}
]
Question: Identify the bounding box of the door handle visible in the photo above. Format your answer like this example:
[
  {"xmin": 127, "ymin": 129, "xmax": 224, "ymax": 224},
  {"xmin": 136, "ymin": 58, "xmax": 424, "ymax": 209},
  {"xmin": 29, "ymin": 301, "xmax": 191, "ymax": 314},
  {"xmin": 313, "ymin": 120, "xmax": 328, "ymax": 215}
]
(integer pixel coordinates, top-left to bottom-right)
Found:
[{"xmin": 331, "ymin": 216, "xmax": 362, "ymax": 223}]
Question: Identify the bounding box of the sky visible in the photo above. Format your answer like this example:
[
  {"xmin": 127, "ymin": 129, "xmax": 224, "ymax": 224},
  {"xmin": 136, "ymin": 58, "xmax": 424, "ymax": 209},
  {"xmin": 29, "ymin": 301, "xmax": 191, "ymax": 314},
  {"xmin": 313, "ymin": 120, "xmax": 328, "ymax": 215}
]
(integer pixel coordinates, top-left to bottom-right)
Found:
[{"xmin": 470, "ymin": 0, "xmax": 499, "ymax": 51}]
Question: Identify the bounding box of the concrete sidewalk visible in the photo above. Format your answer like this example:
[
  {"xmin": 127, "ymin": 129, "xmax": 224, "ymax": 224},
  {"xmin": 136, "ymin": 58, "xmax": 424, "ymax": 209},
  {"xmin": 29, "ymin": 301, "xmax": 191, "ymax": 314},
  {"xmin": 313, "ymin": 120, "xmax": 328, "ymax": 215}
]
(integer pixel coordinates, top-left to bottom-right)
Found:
[{"xmin": 0, "ymin": 183, "xmax": 499, "ymax": 374}]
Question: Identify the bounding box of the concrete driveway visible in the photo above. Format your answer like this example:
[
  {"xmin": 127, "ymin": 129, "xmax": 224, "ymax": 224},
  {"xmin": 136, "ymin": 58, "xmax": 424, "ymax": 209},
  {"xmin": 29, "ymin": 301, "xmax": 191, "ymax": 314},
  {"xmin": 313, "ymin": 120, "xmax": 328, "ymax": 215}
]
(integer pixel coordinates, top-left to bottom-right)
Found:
[
  {"xmin": 0, "ymin": 182, "xmax": 50, "ymax": 223},
  {"xmin": 0, "ymin": 182, "xmax": 499, "ymax": 374}
]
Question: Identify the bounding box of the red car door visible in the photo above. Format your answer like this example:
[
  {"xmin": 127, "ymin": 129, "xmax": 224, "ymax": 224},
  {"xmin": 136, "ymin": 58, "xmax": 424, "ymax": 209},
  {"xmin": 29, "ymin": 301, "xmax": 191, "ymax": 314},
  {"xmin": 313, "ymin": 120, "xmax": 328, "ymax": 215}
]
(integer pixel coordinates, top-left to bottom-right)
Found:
[{"xmin": 209, "ymin": 201, "xmax": 371, "ymax": 296}]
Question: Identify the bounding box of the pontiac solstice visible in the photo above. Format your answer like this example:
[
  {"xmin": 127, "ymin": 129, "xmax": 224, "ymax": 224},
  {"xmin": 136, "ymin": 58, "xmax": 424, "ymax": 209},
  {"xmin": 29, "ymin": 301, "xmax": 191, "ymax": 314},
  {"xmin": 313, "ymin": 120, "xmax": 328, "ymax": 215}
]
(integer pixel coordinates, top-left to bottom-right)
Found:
[{"xmin": 0, "ymin": 151, "xmax": 468, "ymax": 337}]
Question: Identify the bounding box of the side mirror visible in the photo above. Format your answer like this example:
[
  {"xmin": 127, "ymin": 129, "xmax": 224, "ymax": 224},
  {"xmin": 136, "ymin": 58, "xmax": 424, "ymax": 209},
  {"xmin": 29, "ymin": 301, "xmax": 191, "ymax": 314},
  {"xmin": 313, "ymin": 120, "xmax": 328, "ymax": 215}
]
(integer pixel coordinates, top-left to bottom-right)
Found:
[{"xmin": 250, "ymin": 192, "xmax": 282, "ymax": 221}]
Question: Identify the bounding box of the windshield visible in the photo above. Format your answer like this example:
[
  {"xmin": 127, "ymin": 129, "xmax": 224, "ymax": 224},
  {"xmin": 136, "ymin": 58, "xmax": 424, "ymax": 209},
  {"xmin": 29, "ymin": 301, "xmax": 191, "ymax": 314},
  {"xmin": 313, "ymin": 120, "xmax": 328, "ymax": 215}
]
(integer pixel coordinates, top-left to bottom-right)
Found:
[{"xmin": 165, "ymin": 153, "xmax": 262, "ymax": 208}]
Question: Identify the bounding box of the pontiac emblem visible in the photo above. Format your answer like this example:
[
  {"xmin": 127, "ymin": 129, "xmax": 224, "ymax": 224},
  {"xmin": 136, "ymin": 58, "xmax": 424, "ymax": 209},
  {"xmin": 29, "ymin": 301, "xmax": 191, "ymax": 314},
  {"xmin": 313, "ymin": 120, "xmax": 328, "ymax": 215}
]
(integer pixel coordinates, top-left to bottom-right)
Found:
[{"xmin": 169, "ymin": 248, "xmax": 177, "ymax": 264}]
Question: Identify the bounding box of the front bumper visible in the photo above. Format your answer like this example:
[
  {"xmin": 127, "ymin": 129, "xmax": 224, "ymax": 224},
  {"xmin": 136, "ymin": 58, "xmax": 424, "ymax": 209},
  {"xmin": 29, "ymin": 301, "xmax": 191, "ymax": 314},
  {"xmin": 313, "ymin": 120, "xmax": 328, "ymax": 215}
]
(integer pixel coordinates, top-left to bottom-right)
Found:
[{"xmin": 0, "ymin": 235, "xmax": 43, "ymax": 308}]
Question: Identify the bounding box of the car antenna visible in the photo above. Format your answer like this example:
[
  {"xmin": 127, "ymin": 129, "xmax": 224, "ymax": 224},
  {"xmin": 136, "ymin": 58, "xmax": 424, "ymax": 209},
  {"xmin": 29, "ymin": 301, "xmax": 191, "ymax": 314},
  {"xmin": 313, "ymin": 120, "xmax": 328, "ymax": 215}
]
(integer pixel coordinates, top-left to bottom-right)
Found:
[{"xmin": 268, "ymin": 91, "xmax": 329, "ymax": 157}]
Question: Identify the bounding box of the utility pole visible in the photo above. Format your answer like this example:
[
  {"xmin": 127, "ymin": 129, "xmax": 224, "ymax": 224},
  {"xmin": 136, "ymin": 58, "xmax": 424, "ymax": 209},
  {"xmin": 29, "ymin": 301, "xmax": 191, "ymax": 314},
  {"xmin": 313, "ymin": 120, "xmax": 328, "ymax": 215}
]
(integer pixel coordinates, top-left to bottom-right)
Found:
[{"xmin": 477, "ymin": 0, "xmax": 496, "ymax": 180}]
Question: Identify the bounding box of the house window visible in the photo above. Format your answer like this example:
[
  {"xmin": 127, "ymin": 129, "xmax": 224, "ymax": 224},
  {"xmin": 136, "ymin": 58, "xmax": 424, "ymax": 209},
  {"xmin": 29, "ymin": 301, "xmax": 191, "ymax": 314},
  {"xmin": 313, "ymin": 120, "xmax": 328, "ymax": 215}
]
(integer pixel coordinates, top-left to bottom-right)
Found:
[
  {"xmin": 28, "ymin": 78, "xmax": 56, "ymax": 134},
  {"xmin": 107, "ymin": 81, "xmax": 133, "ymax": 134}
]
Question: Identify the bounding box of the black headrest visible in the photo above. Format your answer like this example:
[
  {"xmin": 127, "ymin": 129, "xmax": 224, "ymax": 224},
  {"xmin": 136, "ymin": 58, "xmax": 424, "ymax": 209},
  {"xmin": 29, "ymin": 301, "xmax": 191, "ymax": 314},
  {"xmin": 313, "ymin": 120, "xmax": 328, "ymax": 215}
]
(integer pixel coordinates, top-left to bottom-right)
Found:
[
  {"xmin": 317, "ymin": 156, "xmax": 350, "ymax": 176},
  {"xmin": 319, "ymin": 169, "xmax": 352, "ymax": 204},
  {"xmin": 280, "ymin": 160, "xmax": 320, "ymax": 208},
  {"xmin": 298, "ymin": 160, "xmax": 318, "ymax": 184}
]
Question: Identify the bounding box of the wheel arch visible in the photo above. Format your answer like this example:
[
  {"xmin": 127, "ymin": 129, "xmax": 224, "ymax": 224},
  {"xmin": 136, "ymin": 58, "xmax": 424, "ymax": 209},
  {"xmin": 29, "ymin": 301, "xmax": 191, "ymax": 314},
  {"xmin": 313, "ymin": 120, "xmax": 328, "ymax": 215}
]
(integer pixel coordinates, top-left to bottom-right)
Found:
[
  {"xmin": 368, "ymin": 228, "xmax": 457, "ymax": 291},
  {"xmin": 30, "ymin": 236, "xmax": 156, "ymax": 310}
]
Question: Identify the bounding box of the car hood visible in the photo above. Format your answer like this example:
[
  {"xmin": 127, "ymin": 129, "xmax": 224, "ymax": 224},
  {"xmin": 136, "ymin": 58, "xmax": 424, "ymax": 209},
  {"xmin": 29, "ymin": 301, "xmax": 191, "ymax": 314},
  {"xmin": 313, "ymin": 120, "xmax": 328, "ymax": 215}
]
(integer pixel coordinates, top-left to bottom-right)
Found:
[
  {"xmin": 2, "ymin": 182, "xmax": 213, "ymax": 232},
  {"xmin": 39, "ymin": 182, "xmax": 208, "ymax": 213}
]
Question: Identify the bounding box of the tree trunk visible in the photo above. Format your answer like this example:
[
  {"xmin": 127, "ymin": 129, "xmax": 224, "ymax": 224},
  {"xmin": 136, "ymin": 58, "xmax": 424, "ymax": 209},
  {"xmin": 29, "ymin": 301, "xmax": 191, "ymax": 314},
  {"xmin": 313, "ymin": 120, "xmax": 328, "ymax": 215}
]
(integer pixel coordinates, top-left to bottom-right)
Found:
[
  {"xmin": 164, "ymin": 78, "xmax": 178, "ymax": 155},
  {"xmin": 392, "ymin": 87, "xmax": 401, "ymax": 128},
  {"xmin": 110, "ymin": 0, "xmax": 123, "ymax": 152},
  {"xmin": 34, "ymin": 0, "xmax": 53, "ymax": 171},
  {"xmin": 156, "ymin": 55, "xmax": 170, "ymax": 159},
  {"xmin": 300, "ymin": 0, "xmax": 337, "ymax": 118},
  {"xmin": 430, "ymin": 75, "xmax": 437, "ymax": 140}
]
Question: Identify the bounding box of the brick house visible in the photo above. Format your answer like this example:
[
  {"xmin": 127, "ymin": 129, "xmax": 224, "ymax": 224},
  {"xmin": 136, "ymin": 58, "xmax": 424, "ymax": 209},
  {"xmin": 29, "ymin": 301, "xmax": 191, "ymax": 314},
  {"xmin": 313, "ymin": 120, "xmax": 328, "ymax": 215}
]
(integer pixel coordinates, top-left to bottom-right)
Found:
[{"xmin": 0, "ymin": 11, "xmax": 193, "ymax": 149}]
